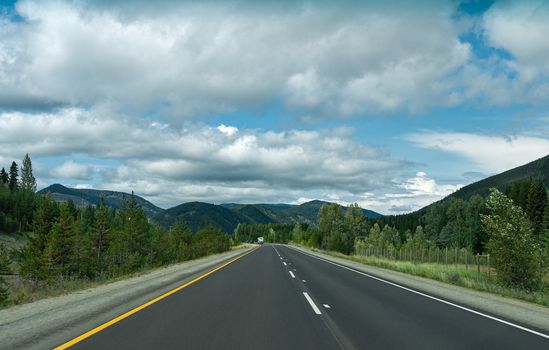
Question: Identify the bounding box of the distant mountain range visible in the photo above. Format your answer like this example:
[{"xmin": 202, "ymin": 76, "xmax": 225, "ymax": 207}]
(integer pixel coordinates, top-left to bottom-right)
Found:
[
  {"xmin": 39, "ymin": 185, "xmax": 382, "ymax": 233},
  {"xmin": 39, "ymin": 154, "xmax": 548, "ymax": 233}
]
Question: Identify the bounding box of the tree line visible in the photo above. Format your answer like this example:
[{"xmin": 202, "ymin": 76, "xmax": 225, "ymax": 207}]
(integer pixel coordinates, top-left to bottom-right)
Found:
[
  {"xmin": 238, "ymin": 179, "xmax": 548, "ymax": 291},
  {"xmin": 0, "ymin": 155, "xmax": 232, "ymax": 306},
  {"xmin": 0, "ymin": 154, "xmax": 37, "ymax": 233}
]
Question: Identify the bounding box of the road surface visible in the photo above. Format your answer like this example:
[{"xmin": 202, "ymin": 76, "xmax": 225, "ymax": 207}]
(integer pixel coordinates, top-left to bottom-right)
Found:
[{"xmin": 60, "ymin": 244, "xmax": 549, "ymax": 349}]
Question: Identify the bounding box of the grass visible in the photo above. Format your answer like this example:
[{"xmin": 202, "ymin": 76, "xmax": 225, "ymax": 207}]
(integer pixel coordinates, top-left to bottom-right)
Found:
[
  {"xmin": 299, "ymin": 245, "xmax": 549, "ymax": 307},
  {"xmin": 0, "ymin": 232, "xmax": 29, "ymax": 251}
]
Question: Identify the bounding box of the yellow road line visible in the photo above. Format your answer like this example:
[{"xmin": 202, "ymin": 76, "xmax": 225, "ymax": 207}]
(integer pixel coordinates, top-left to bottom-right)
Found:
[{"xmin": 54, "ymin": 247, "xmax": 258, "ymax": 349}]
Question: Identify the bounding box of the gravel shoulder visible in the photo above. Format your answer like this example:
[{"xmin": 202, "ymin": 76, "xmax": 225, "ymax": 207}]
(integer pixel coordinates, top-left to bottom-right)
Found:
[
  {"xmin": 0, "ymin": 246, "xmax": 254, "ymax": 350},
  {"xmin": 289, "ymin": 245, "xmax": 549, "ymax": 334}
]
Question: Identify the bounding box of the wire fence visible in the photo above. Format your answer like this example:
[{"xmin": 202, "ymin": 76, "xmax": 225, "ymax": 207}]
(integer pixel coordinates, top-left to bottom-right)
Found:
[{"xmin": 355, "ymin": 245, "xmax": 492, "ymax": 278}]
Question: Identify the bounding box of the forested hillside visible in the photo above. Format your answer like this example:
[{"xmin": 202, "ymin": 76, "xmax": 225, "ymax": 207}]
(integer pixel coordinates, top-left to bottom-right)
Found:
[
  {"xmin": 0, "ymin": 155, "xmax": 232, "ymax": 307},
  {"xmin": 39, "ymin": 184, "xmax": 164, "ymax": 218},
  {"xmin": 374, "ymin": 156, "xmax": 548, "ymax": 250},
  {"xmin": 153, "ymin": 202, "xmax": 251, "ymax": 232},
  {"xmin": 448, "ymin": 154, "xmax": 548, "ymax": 200}
]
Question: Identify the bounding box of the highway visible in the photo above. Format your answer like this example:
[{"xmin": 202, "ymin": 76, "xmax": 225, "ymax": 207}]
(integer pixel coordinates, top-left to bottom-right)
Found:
[{"xmin": 60, "ymin": 244, "xmax": 549, "ymax": 349}]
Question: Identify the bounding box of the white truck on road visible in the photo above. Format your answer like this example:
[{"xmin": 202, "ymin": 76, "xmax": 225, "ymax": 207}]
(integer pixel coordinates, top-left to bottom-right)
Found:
[{"xmin": 257, "ymin": 237, "xmax": 264, "ymax": 245}]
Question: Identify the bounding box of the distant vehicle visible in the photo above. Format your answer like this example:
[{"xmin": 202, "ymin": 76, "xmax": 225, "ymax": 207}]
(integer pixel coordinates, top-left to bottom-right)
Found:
[{"xmin": 257, "ymin": 237, "xmax": 264, "ymax": 244}]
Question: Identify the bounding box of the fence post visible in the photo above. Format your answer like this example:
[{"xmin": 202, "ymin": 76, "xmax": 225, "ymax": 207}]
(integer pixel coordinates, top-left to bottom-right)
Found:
[
  {"xmin": 487, "ymin": 254, "xmax": 490, "ymax": 279},
  {"xmin": 476, "ymin": 253, "xmax": 480, "ymax": 277},
  {"xmin": 436, "ymin": 248, "xmax": 439, "ymax": 264}
]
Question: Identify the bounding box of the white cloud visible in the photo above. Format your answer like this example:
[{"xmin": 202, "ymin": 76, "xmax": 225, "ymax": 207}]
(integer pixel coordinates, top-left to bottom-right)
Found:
[
  {"xmin": 405, "ymin": 131, "xmax": 549, "ymax": 173},
  {"xmin": 74, "ymin": 183, "xmax": 93, "ymax": 189},
  {"xmin": 456, "ymin": 1, "xmax": 549, "ymax": 106},
  {"xmin": 217, "ymin": 124, "xmax": 238, "ymax": 136},
  {"xmin": 0, "ymin": 106, "xmax": 475, "ymax": 214},
  {"xmin": 50, "ymin": 160, "xmax": 93, "ymax": 180},
  {"xmin": 356, "ymin": 172, "xmax": 462, "ymax": 214},
  {"xmin": 0, "ymin": 0, "xmax": 473, "ymax": 117},
  {"xmin": 0, "ymin": 107, "xmax": 407, "ymax": 208},
  {"xmin": 484, "ymin": 1, "xmax": 549, "ymax": 78}
]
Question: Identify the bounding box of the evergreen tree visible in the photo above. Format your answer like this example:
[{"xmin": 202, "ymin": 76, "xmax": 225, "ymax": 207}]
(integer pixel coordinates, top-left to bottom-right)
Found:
[
  {"xmin": 169, "ymin": 218, "xmax": 193, "ymax": 261},
  {"xmin": 44, "ymin": 203, "xmax": 78, "ymax": 276},
  {"xmin": 8, "ymin": 161, "xmax": 18, "ymax": 191},
  {"xmin": 19, "ymin": 194, "xmax": 58, "ymax": 281},
  {"xmin": 527, "ymin": 180, "xmax": 547, "ymax": 237},
  {"xmin": 32, "ymin": 194, "xmax": 59, "ymax": 251},
  {"xmin": 92, "ymin": 200, "xmax": 112, "ymax": 273},
  {"xmin": 0, "ymin": 168, "xmax": 7, "ymax": 185},
  {"xmin": 109, "ymin": 192, "xmax": 151, "ymax": 273},
  {"xmin": 20, "ymin": 154, "xmax": 37, "ymax": 192}
]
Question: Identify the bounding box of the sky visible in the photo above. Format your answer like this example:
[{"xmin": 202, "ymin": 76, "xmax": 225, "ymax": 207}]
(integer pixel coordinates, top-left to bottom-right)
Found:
[{"xmin": 0, "ymin": 0, "xmax": 548, "ymax": 214}]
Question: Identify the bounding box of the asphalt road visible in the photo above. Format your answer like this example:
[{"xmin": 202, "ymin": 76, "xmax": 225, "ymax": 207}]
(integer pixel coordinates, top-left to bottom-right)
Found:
[{"xmin": 64, "ymin": 244, "xmax": 549, "ymax": 349}]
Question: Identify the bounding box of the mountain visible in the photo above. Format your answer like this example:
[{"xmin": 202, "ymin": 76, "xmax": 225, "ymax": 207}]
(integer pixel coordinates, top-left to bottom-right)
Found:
[
  {"xmin": 153, "ymin": 202, "xmax": 251, "ymax": 233},
  {"xmin": 39, "ymin": 184, "xmax": 383, "ymax": 233},
  {"xmin": 447, "ymin": 154, "xmax": 549, "ymax": 201},
  {"xmin": 38, "ymin": 184, "xmax": 164, "ymax": 218},
  {"xmin": 283, "ymin": 200, "xmax": 383, "ymax": 222},
  {"xmin": 230, "ymin": 204, "xmax": 278, "ymax": 224},
  {"xmin": 378, "ymin": 155, "xmax": 549, "ymax": 231},
  {"xmin": 224, "ymin": 200, "xmax": 383, "ymax": 225}
]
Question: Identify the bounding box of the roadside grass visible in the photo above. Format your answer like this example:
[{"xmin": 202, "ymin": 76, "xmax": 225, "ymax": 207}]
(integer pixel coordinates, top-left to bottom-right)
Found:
[
  {"xmin": 0, "ymin": 232, "xmax": 29, "ymax": 251},
  {"xmin": 299, "ymin": 245, "xmax": 549, "ymax": 307},
  {"xmin": 1, "ymin": 244, "xmax": 253, "ymax": 310}
]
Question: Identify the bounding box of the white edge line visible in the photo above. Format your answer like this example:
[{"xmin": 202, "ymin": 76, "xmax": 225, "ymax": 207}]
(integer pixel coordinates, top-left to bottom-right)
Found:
[
  {"xmin": 289, "ymin": 271, "xmax": 295, "ymax": 278},
  {"xmin": 303, "ymin": 292, "xmax": 322, "ymax": 315},
  {"xmin": 272, "ymin": 245, "xmax": 281, "ymax": 257},
  {"xmin": 287, "ymin": 246, "xmax": 549, "ymax": 340}
]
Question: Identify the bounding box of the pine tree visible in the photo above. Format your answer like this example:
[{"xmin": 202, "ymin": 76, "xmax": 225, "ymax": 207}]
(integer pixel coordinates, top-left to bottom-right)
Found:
[
  {"xmin": 20, "ymin": 154, "xmax": 37, "ymax": 192},
  {"xmin": 108, "ymin": 192, "xmax": 151, "ymax": 272},
  {"xmin": 44, "ymin": 203, "xmax": 77, "ymax": 276},
  {"xmin": 0, "ymin": 168, "xmax": 7, "ymax": 185},
  {"xmin": 526, "ymin": 180, "xmax": 547, "ymax": 237},
  {"xmin": 8, "ymin": 161, "xmax": 18, "ymax": 191},
  {"xmin": 93, "ymin": 200, "xmax": 111, "ymax": 273}
]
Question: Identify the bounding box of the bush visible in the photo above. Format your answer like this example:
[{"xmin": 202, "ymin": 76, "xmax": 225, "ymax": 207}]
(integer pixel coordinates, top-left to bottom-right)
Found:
[{"xmin": 481, "ymin": 189, "xmax": 543, "ymax": 290}]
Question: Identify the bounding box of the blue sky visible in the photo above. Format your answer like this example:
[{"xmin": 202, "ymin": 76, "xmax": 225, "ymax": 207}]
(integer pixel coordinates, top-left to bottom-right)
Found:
[{"xmin": 0, "ymin": 0, "xmax": 548, "ymax": 213}]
